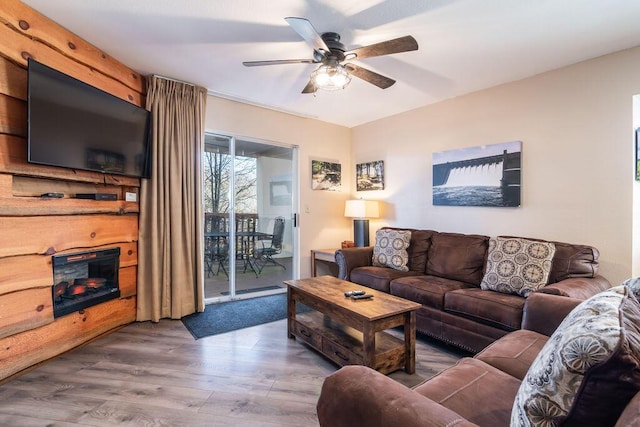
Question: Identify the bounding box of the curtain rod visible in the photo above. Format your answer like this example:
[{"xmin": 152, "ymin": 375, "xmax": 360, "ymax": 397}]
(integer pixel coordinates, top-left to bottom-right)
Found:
[{"xmin": 152, "ymin": 74, "xmax": 195, "ymax": 86}]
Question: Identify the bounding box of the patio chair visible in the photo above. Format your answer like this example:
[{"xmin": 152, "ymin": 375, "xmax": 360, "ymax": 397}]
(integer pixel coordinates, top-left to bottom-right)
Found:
[
  {"xmin": 205, "ymin": 237, "xmax": 229, "ymax": 278},
  {"xmin": 254, "ymin": 217, "xmax": 286, "ymax": 273}
]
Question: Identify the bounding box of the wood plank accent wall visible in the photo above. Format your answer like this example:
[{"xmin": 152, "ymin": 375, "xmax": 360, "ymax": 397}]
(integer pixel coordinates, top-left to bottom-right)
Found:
[{"xmin": 0, "ymin": 0, "xmax": 146, "ymax": 381}]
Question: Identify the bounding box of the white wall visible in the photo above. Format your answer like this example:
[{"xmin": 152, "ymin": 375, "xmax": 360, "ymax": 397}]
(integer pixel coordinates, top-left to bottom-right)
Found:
[
  {"xmin": 205, "ymin": 96, "xmax": 352, "ymax": 277},
  {"xmin": 352, "ymin": 46, "xmax": 640, "ymax": 285}
]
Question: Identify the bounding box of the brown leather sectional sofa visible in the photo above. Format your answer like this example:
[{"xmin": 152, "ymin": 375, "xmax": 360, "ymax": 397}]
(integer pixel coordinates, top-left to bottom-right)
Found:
[
  {"xmin": 317, "ymin": 291, "xmax": 640, "ymax": 426},
  {"xmin": 335, "ymin": 228, "xmax": 611, "ymax": 353}
]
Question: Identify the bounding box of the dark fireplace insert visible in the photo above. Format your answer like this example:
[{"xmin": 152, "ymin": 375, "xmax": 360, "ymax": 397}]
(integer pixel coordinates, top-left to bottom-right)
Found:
[{"xmin": 52, "ymin": 248, "xmax": 120, "ymax": 318}]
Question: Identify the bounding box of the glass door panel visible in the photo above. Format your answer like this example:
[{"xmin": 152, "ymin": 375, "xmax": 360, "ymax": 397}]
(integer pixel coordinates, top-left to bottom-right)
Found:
[
  {"xmin": 204, "ymin": 133, "xmax": 296, "ymax": 302},
  {"xmin": 203, "ymin": 134, "xmax": 232, "ymax": 299}
]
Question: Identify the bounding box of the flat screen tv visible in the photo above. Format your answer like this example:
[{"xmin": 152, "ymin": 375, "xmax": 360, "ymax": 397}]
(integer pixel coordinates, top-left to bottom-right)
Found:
[{"xmin": 27, "ymin": 58, "xmax": 151, "ymax": 178}]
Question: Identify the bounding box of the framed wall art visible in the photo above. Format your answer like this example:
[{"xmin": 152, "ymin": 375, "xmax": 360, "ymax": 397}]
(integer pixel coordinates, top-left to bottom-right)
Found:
[
  {"xmin": 432, "ymin": 140, "xmax": 522, "ymax": 207},
  {"xmin": 311, "ymin": 160, "xmax": 342, "ymax": 191},
  {"xmin": 356, "ymin": 160, "xmax": 384, "ymax": 191}
]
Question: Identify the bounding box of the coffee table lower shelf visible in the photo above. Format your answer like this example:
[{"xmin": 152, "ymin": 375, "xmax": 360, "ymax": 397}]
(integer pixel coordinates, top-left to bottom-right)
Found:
[{"xmin": 292, "ymin": 311, "xmax": 406, "ymax": 374}]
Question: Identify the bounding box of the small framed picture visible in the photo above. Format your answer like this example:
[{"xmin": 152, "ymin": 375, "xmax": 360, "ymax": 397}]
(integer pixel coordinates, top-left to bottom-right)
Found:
[
  {"xmin": 356, "ymin": 160, "xmax": 384, "ymax": 191},
  {"xmin": 311, "ymin": 160, "xmax": 341, "ymax": 191}
]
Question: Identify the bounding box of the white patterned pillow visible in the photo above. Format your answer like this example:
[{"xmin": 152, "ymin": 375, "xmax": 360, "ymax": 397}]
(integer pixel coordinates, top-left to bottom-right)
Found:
[
  {"xmin": 372, "ymin": 229, "xmax": 411, "ymax": 272},
  {"xmin": 481, "ymin": 237, "xmax": 556, "ymax": 297},
  {"xmin": 511, "ymin": 285, "xmax": 640, "ymax": 426},
  {"xmin": 623, "ymin": 276, "xmax": 640, "ymax": 299}
]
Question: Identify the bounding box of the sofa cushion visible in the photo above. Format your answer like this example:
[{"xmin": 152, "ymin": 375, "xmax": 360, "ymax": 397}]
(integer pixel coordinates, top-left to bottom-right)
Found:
[
  {"xmin": 445, "ymin": 288, "xmax": 524, "ymax": 331},
  {"xmin": 426, "ymin": 232, "xmax": 489, "ymax": 285},
  {"xmin": 511, "ymin": 285, "xmax": 640, "ymax": 426},
  {"xmin": 415, "ymin": 358, "xmax": 521, "ymax": 426},
  {"xmin": 501, "ymin": 236, "xmax": 600, "ymax": 283},
  {"xmin": 350, "ymin": 266, "xmax": 419, "ymax": 293},
  {"xmin": 372, "ymin": 228, "xmax": 411, "ymax": 271},
  {"xmin": 390, "ymin": 275, "xmax": 475, "ymax": 310},
  {"xmin": 381, "ymin": 227, "xmax": 435, "ymax": 273},
  {"xmin": 475, "ymin": 329, "xmax": 549, "ymax": 380},
  {"xmin": 481, "ymin": 237, "xmax": 556, "ymax": 297}
]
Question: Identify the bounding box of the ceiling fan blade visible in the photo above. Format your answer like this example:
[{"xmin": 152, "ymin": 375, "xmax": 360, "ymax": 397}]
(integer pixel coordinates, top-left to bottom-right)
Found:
[
  {"xmin": 285, "ymin": 17, "xmax": 330, "ymax": 53},
  {"xmin": 301, "ymin": 79, "xmax": 317, "ymax": 94},
  {"xmin": 346, "ymin": 35, "xmax": 418, "ymax": 60},
  {"xmin": 344, "ymin": 63, "xmax": 395, "ymax": 89},
  {"xmin": 243, "ymin": 59, "xmax": 316, "ymax": 67}
]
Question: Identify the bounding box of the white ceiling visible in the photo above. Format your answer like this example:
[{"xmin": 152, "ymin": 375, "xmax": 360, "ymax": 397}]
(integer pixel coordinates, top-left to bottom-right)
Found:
[{"xmin": 21, "ymin": 0, "xmax": 640, "ymax": 128}]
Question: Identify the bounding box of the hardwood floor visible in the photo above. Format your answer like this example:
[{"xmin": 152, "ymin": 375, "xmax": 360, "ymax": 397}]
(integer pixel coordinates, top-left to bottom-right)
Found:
[{"xmin": 0, "ymin": 317, "xmax": 465, "ymax": 426}]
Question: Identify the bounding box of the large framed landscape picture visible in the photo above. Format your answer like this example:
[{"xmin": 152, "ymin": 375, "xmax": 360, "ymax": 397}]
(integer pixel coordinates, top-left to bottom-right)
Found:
[{"xmin": 432, "ymin": 141, "xmax": 522, "ymax": 207}]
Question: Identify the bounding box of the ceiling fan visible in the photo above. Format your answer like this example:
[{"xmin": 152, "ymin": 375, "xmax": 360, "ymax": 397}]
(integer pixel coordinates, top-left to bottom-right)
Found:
[{"xmin": 242, "ymin": 17, "xmax": 419, "ymax": 93}]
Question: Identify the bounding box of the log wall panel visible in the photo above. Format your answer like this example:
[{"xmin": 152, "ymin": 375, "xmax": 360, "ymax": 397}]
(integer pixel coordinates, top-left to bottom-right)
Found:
[
  {"xmin": 0, "ymin": 0, "xmax": 144, "ymax": 382},
  {"xmin": 0, "ymin": 296, "xmax": 136, "ymax": 380},
  {"xmin": 0, "ymin": 55, "xmax": 26, "ymax": 100},
  {"xmin": 0, "ymin": 135, "xmax": 140, "ymax": 186},
  {"xmin": 0, "ymin": 22, "xmax": 143, "ymax": 106},
  {"xmin": 119, "ymin": 266, "xmax": 137, "ymax": 298},
  {"xmin": 0, "ymin": 287, "xmax": 53, "ymax": 340},
  {"xmin": 0, "ymin": 93, "xmax": 26, "ymax": 137},
  {"xmin": 0, "ymin": 0, "xmax": 144, "ymax": 95},
  {"xmin": 0, "ymin": 242, "xmax": 137, "ymax": 295},
  {"xmin": 0, "ymin": 173, "xmax": 10, "ymax": 197},
  {"xmin": 0, "ymin": 214, "xmax": 138, "ymax": 258},
  {"xmin": 0, "ymin": 196, "xmax": 140, "ymax": 216},
  {"xmin": 12, "ymin": 175, "xmax": 124, "ymax": 197}
]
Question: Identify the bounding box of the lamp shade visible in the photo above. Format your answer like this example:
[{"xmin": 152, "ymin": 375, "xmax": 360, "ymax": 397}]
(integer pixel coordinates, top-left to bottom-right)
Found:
[{"xmin": 344, "ymin": 199, "xmax": 379, "ymax": 219}]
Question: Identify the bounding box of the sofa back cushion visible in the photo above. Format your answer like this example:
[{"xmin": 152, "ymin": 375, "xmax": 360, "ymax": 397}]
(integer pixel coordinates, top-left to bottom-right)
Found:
[
  {"xmin": 381, "ymin": 227, "xmax": 435, "ymax": 273},
  {"xmin": 548, "ymin": 240, "xmax": 599, "ymax": 283},
  {"xmin": 499, "ymin": 236, "xmax": 599, "ymax": 284},
  {"xmin": 511, "ymin": 285, "xmax": 640, "ymax": 426},
  {"xmin": 426, "ymin": 232, "xmax": 489, "ymax": 285}
]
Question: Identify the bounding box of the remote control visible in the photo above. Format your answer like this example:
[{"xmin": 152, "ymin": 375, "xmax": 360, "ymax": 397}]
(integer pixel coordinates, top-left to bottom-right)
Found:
[
  {"xmin": 351, "ymin": 294, "xmax": 374, "ymax": 300},
  {"xmin": 40, "ymin": 192, "xmax": 63, "ymax": 198},
  {"xmin": 344, "ymin": 290, "xmax": 366, "ymax": 297}
]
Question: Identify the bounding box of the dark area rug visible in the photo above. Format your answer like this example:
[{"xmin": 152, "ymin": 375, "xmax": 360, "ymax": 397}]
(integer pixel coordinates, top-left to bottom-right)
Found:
[{"xmin": 182, "ymin": 293, "xmax": 300, "ymax": 339}]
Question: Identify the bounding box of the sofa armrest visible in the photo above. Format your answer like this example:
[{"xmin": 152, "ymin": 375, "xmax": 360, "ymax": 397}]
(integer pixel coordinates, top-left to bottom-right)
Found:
[
  {"xmin": 522, "ymin": 292, "xmax": 583, "ymax": 336},
  {"xmin": 538, "ymin": 275, "xmax": 611, "ymax": 299},
  {"xmin": 317, "ymin": 366, "xmax": 478, "ymax": 427},
  {"xmin": 335, "ymin": 247, "xmax": 374, "ymax": 281}
]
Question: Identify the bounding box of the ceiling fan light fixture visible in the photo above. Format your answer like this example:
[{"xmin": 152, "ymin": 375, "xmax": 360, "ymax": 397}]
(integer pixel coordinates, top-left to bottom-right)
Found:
[{"xmin": 311, "ymin": 63, "xmax": 351, "ymax": 91}]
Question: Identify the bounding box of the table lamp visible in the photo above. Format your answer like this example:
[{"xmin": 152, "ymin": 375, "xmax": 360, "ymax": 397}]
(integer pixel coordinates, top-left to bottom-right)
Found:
[{"xmin": 344, "ymin": 199, "xmax": 379, "ymax": 247}]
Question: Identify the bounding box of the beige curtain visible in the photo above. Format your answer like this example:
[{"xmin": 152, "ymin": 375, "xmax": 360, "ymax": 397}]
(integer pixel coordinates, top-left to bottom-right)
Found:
[{"xmin": 137, "ymin": 76, "xmax": 207, "ymax": 322}]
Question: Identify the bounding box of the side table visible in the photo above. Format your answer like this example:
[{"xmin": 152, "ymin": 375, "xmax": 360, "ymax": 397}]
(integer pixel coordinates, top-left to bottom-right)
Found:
[{"xmin": 310, "ymin": 248, "xmax": 339, "ymax": 277}]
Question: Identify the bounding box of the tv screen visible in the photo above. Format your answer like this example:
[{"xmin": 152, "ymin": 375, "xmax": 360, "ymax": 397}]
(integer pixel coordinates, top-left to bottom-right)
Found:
[{"xmin": 27, "ymin": 58, "xmax": 151, "ymax": 178}]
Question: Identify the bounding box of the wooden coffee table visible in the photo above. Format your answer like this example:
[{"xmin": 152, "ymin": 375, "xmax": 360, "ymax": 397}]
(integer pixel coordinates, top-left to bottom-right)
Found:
[{"xmin": 285, "ymin": 275, "xmax": 421, "ymax": 374}]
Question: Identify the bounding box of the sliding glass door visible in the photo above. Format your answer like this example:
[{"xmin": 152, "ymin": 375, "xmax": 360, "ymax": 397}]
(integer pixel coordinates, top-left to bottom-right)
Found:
[{"xmin": 203, "ymin": 133, "xmax": 297, "ymax": 302}]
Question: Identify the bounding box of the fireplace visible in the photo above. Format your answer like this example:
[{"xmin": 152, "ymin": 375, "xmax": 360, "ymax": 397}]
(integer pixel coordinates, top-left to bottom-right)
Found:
[{"xmin": 52, "ymin": 248, "xmax": 121, "ymax": 318}]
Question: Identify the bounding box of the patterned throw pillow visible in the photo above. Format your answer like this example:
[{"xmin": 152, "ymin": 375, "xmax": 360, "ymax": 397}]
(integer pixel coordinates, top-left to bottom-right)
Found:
[
  {"xmin": 481, "ymin": 237, "xmax": 556, "ymax": 297},
  {"xmin": 372, "ymin": 229, "xmax": 411, "ymax": 272},
  {"xmin": 511, "ymin": 285, "xmax": 640, "ymax": 426},
  {"xmin": 623, "ymin": 276, "xmax": 640, "ymax": 299}
]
